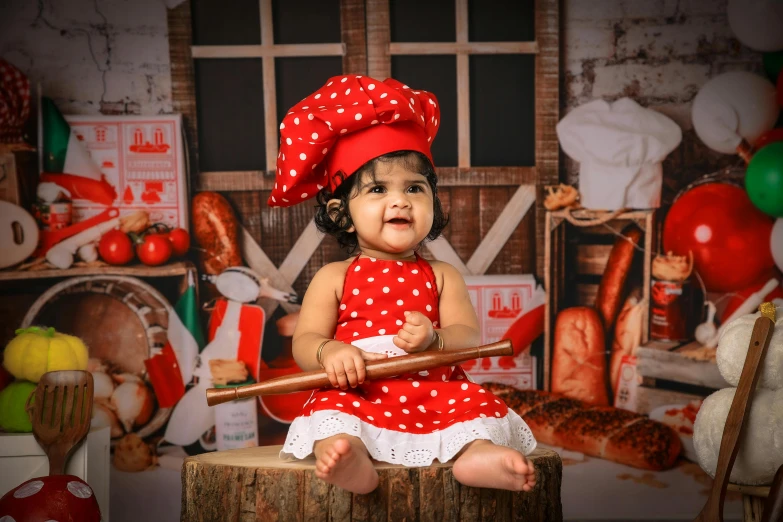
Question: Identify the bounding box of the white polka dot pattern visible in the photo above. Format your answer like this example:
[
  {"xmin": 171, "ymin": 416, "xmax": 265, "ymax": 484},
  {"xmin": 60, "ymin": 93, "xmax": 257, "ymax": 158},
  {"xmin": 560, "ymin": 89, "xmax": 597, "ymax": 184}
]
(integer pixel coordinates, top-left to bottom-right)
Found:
[
  {"xmin": 335, "ymin": 254, "xmax": 438, "ymax": 344},
  {"xmin": 13, "ymin": 480, "xmax": 43, "ymax": 498},
  {"xmin": 277, "ymin": 253, "xmax": 538, "ymax": 465},
  {"xmin": 67, "ymin": 480, "xmax": 94, "ymax": 499}
]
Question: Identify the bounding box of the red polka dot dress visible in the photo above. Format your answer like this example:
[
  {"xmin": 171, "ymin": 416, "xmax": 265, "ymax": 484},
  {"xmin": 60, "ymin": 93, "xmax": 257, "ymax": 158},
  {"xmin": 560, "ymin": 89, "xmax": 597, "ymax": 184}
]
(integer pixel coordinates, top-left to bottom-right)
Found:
[{"xmin": 281, "ymin": 254, "xmax": 537, "ymax": 466}]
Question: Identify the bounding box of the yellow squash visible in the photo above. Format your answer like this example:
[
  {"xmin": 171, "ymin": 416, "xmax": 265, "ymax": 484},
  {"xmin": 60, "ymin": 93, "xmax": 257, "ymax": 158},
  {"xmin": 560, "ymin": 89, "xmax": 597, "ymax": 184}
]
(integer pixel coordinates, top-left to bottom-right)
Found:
[{"xmin": 3, "ymin": 326, "xmax": 88, "ymax": 383}]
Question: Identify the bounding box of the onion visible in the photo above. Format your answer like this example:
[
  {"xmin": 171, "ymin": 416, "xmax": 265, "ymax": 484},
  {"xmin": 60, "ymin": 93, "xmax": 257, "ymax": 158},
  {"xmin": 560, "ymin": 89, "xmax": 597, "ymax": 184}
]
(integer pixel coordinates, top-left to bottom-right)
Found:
[
  {"xmin": 92, "ymin": 402, "xmax": 124, "ymax": 438},
  {"xmin": 87, "ymin": 358, "xmax": 108, "ymax": 373},
  {"xmin": 78, "ymin": 242, "xmax": 98, "ymax": 262},
  {"xmin": 92, "ymin": 371, "xmax": 115, "ymax": 400},
  {"xmin": 111, "ymin": 381, "xmax": 155, "ymax": 432},
  {"xmin": 112, "ymin": 372, "xmax": 141, "ymax": 385}
]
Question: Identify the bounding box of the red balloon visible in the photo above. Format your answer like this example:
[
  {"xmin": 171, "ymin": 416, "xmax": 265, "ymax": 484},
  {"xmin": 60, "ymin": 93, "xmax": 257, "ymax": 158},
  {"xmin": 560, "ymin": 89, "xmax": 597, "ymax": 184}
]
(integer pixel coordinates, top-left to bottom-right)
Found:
[
  {"xmin": 663, "ymin": 183, "xmax": 775, "ymax": 293},
  {"xmin": 719, "ymin": 271, "xmax": 783, "ymax": 323},
  {"xmin": 754, "ymin": 128, "xmax": 783, "ymax": 149}
]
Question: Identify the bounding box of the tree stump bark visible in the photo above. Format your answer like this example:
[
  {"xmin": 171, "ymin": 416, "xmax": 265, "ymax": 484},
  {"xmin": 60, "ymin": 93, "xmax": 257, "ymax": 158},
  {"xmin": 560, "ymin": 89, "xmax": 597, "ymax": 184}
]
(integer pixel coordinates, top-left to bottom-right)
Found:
[{"xmin": 181, "ymin": 445, "xmax": 562, "ymax": 522}]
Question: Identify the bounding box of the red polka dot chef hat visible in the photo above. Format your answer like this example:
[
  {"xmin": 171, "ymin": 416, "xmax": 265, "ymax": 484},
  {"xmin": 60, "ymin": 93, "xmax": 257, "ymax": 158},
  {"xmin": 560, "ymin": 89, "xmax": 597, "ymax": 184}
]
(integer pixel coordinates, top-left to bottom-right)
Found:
[{"xmin": 268, "ymin": 74, "xmax": 441, "ymax": 207}]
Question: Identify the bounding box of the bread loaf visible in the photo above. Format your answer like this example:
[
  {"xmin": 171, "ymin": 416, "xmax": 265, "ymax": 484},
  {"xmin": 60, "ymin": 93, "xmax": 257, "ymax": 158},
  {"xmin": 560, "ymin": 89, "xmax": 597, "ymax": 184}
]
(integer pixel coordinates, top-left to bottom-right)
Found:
[
  {"xmin": 610, "ymin": 292, "xmax": 644, "ymax": 394},
  {"xmin": 486, "ymin": 383, "xmax": 682, "ymax": 471},
  {"xmin": 596, "ymin": 226, "xmax": 643, "ymax": 330},
  {"xmin": 552, "ymin": 306, "xmax": 609, "ymax": 406}
]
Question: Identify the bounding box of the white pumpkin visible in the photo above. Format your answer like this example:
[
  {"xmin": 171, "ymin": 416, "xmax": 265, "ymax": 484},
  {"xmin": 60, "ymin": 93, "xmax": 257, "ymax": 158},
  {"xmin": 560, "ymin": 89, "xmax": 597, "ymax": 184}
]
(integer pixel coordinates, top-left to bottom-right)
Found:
[
  {"xmin": 716, "ymin": 305, "xmax": 783, "ymax": 390},
  {"xmin": 693, "ymin": 387, "xmax": 783, "ymax": 485},
  {"xmin": 694, "ymin": 305, "xmax": 783, "ymax": 485}
]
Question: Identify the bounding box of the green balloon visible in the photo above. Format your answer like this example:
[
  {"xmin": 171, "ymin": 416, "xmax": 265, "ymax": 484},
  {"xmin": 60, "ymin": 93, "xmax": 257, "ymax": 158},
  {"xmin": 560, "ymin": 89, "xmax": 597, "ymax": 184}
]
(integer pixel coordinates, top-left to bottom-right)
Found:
[
  {"xmin": 746, "ymin": 142, "xmax": 783, "ymax": 217},
  {"xmin": 0, "ymin": 380, "xmax": 36, "ymax": 432},
  {"xmin": 763, "ymin": 51, "xmax": 783, "ymax": 82}
]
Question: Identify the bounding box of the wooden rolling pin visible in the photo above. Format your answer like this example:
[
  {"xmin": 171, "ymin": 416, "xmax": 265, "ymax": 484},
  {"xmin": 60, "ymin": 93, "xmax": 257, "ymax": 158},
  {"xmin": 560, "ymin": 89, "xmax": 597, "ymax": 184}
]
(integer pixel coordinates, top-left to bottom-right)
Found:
[{"xmin": 206, "ymin": 339, "xmax": 513, "ymax": 406}]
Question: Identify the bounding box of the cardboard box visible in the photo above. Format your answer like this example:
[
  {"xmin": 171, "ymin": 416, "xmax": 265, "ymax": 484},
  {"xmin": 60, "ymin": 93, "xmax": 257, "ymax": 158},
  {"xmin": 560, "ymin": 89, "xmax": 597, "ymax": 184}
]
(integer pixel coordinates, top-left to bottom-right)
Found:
[
  {"xmin": 0, "ymin": 426, "xmax": 111, "ymax": 520},
  {"xmin": 463, "ymin": 275, "xmax": 538, "ymax": 390},
  {"xmin": 65, "ymin": 114, "xmax": 189, "ymax": 229}
]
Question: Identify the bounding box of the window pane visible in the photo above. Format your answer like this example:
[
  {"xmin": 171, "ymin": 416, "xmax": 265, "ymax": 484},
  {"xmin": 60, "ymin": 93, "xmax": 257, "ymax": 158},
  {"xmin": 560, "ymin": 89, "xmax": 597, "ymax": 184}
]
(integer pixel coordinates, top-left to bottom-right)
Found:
[
  {"xmin": 469, "ymin": 55, "xmax": 534, "ymax": 166},
  {"xmin": 195, "ymin": 59, "xmax": 265, "ymax": 171},
  {"xmin": 468, "ymin": 0, "xmax": 534, "ymax": 42},
  {"xmin": 192, "ymin": 0, "xmax": 260, "ymax": 45},
  {"xmin": 390, "ymin": 0, "xmax": 455, "ymax": 42},
  {"xmin": 392, "ymin": 56, "xmax": 457, "ymax": 167},
  {"xmin": 273, "ymin": 0, "xmax": 341, "ymax": 44},
  {"xmin": 275, "ymin": 57, "xmax": 344, "ymax": 123}
]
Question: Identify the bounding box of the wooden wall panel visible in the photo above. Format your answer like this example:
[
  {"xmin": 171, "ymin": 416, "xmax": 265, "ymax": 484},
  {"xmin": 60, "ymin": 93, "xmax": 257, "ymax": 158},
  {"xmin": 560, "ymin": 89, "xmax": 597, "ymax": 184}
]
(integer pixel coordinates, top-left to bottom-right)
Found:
[
  {"xmin": 168, "ymin": 1, "xmax": 200, "ymax": 189},
  {"xmin": 366, "ymin": 0, "xmax": 391, "ymax": 79},
  {"xmin": 340, "ymin": 0, "xmax": 367, "ymax": 75},
  {"xmin": 534, "ymin": 0, "xmax": 561, "ymax": 279}
]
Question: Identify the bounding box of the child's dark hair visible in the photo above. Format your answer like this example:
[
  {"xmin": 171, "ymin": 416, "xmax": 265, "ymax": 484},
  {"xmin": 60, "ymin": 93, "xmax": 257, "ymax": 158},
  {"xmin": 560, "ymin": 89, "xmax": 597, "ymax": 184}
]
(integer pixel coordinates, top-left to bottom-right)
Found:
[{"xmin": 314, "ymin": 150, "xmax": 449, "ymax": 253}]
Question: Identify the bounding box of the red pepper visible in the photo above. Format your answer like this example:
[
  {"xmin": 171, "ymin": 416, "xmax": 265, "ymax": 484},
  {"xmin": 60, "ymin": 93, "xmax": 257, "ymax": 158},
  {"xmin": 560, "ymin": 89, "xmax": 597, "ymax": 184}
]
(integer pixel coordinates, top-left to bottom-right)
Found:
[{"xmin": 144, "ymin": 343, "xmax": 186, "ymax": 408}]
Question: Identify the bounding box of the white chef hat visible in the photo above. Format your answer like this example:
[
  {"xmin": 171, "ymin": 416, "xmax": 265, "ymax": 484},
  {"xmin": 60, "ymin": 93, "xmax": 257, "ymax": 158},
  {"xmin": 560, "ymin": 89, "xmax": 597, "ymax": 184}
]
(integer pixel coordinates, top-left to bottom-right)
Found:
[{"xmin": 556, "ymin": 98, "xmax": 682, "ymax": 210}]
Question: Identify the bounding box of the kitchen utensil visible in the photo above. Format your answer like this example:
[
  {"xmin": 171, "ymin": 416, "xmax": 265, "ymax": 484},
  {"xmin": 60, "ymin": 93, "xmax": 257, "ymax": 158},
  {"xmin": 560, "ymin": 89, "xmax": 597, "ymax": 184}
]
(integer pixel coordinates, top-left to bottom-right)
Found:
[
  {"xmin": 28, "ymin": 370, "xmax": 94, "ymax": 475},
  {"xmin": 0, "ymin": 200, "xmax": 39, "ymax": 268},
  {"xmin": 206, "ymin": 339, "xmax": 513, "ymax": 406},
  {"xmin": 693, "ymin": 303, "xmax": 776, "ymax": 522}
]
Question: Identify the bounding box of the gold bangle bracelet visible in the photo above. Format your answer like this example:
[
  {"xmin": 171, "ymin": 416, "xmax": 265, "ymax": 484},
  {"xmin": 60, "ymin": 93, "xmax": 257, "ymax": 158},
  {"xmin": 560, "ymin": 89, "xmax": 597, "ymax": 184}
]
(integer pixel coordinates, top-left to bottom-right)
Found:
[
  {"xmin": 431, "ymin": 330, "xmax": 444, "ymax": 351},
  {"xmin": 316, "ymin": 339, "xmax": 334, "ymax": 368}
]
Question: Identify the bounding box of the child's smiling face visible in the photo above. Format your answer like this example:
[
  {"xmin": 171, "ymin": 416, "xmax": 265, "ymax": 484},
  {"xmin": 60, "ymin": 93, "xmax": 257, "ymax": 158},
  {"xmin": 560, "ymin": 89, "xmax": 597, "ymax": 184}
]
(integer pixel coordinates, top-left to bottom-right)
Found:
[{"xmin": 347, "ymin": 158, "xmax": 434, "ymax": 260}]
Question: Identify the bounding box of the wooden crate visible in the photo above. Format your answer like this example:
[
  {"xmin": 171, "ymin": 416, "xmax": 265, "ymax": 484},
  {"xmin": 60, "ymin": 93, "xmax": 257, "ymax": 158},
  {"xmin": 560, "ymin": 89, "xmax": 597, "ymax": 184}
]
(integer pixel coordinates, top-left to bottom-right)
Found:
[
  {"xmin": 542, "ymin": 209, "xmax": 656, "ymax": 391},
  {"xmin": 634, "ymin": 339, "xmax": 726, "ymax": 415}
]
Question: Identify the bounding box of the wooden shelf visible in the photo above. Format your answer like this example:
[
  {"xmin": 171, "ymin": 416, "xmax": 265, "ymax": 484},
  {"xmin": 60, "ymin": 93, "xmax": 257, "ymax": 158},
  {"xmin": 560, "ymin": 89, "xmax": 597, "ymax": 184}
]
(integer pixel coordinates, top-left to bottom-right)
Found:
[
  {"xmin": 0, "ymin": 261, "xmax": 196, "ymax": 282},
  {"xmin": 636, "ymin": 340, "xmax": 728, "ymax": 390},
  {"xmin": 547, "ymin": 208, "xmax": 656, "ymax": 221}
]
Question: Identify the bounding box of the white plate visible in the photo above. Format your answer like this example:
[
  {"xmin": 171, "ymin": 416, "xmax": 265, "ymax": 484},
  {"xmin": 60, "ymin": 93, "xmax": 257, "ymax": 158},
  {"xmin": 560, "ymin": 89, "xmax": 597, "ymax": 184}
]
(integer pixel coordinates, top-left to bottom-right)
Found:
[{"xmin": 648, "ymin": 403, "xmax": 698, "ymax": 462}]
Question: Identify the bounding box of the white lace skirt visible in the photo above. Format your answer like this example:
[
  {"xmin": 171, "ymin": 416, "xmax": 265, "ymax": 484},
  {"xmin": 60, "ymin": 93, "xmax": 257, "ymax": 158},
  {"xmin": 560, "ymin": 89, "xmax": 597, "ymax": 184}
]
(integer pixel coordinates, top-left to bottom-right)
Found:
[{"xmin": 279, "ymin": 336, "xmax": 537, "ymax": 466}]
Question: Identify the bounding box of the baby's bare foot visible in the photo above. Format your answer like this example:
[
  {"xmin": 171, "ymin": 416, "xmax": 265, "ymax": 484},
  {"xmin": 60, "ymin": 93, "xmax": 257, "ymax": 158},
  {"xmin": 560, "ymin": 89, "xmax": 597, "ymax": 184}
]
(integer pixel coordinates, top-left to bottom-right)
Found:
[
  {"xmin": 314, "ymin": 438, "xmax": 379, "ymax": 494},
  {"xmin": 453, "ymin": 441, "xmax": 536, "ymax": 492}
]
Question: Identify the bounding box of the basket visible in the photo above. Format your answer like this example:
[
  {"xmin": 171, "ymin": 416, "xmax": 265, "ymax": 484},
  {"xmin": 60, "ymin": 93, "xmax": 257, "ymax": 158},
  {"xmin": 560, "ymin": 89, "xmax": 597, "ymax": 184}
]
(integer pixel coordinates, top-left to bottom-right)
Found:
[{"xmin": 21, "ymin": 275, "xmax": 173, "ymax": 439}]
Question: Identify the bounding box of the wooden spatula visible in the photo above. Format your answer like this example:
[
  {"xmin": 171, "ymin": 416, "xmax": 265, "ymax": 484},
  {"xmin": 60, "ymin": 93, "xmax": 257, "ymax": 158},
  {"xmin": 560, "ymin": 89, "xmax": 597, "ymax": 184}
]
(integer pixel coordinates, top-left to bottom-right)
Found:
[
  {"xmin": 694, "ymin": 303, "xmax": 776, "ymax": 522},
  {"xmin": 28, "ymin": 370, "xmax": 94, "ymax": 476}
]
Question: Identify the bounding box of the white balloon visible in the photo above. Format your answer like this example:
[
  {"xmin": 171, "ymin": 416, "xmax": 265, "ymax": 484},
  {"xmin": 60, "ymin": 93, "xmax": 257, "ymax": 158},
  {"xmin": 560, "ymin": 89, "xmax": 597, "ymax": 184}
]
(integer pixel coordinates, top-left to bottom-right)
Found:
[
  {"xmin": 773, "ymin": 218, "xmax": 783, "ymax": 272},
  {"xmin": 691, "ymin": 71, "xmax": 779, "ymax": 154},
  {"xmin": 728, "ymin": 0, "xmax": 783, "ymax": 52}
]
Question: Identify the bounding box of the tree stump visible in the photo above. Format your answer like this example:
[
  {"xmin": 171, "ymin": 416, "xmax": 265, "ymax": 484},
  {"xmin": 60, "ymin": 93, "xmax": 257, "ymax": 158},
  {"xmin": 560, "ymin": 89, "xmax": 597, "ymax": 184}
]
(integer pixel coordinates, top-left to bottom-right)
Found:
[{"xmin": 181, "ymin": 445, "xmax": 562, "ymax": 522}]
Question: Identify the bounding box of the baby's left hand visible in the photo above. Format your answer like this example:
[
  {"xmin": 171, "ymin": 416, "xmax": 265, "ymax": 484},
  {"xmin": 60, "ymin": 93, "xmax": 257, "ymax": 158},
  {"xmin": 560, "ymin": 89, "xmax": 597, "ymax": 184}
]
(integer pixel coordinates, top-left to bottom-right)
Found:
[{"xmin": 393, "ymin": 311, "xmax": 435, "ymax": 353}]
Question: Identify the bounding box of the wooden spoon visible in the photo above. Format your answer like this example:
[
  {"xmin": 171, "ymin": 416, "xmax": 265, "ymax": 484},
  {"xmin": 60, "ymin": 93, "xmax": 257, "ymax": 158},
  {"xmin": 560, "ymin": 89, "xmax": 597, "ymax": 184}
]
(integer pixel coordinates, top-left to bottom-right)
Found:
[
  {"xmin": 694, "ymin": 303, "xmax": 776, "ymax": 522},
  {"xmin": 28, "ymin": 370, "xmax": 94, "ymax": 476}
]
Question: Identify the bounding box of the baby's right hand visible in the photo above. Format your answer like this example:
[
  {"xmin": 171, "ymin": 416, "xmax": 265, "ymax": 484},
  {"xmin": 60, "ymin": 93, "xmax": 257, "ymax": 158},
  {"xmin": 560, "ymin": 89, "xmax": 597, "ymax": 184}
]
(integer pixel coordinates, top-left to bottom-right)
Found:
[{"xmin": 321, "ymin": 342, "xmax": 387, "ymax": 389}]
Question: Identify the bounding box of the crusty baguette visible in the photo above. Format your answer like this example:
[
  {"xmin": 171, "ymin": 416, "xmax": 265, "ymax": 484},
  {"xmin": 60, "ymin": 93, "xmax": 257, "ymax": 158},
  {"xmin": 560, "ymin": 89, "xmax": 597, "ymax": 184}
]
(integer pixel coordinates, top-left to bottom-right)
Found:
[
  {"xmin": 596, "ymin": 226, "xmax": 643, "ymax": 330},
  {"xmin": 552, "ymin": 307, "xmax": 609, "ymax": 406},
  {"xmin": 486, "ymin": 383, "xmax": 682, "ymax": 471},
  {"xmin": 610, "ymin": 292, "xmax": 644, "ymax": 395}
]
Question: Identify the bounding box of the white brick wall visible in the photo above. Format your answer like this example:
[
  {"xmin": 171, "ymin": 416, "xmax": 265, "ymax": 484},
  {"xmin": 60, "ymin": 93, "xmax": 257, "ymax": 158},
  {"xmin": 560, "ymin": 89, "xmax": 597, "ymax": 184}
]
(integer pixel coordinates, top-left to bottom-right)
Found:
[
  {"xmin": 562, "ymin": 0, "xmax": 763, "ymax": 192},
  {"xmin": 0, "ymin": 0, "xmax": 766, "ymax": 192},
  {"xmin": 0, "ymin": 0, "xmax": 171, "ymax": 115}
]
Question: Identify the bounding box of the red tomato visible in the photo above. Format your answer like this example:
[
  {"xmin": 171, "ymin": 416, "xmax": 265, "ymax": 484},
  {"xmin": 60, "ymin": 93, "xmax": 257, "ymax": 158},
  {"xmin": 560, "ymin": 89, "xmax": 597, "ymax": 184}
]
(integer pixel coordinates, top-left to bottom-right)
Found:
[
  {"xmin": 166, "ymin": 227, "xmax": 190, "ymax": 256},
  {"xmin": 136, "ymin": 234, "xmax": 173, "ymax": 266},
  {"xmin": 98, "ymin": 229, "xmax": 134, "ymax": 265}
]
